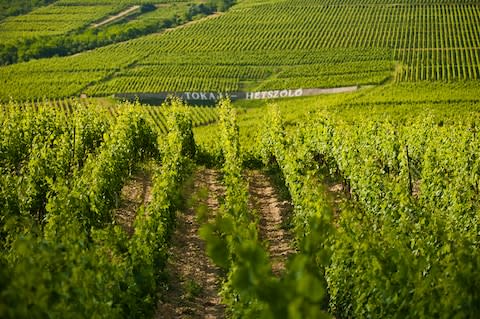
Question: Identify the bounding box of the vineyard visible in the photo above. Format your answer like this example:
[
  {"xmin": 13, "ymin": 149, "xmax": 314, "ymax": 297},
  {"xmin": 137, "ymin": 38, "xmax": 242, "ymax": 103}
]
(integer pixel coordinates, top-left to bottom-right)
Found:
[
  {"xmin": 0, "ymin": 100, "xmax": 190, "ymax": 317},
  {"xmin": 2, "ymin": 85, "xmax": 480, "ymax": 317},
  {"xmin": 1, "ymin": 0, "xmax": 480, "ymax": 318},
  {"xmin": 0, "ymin": 0, "xmax": 195, "ymax": 44},
  {"xmin": 0, "ymin": 98, "xmax": 220, "ymax": 134},
  {"xmin": 1, "ymin": 0, "xmax": 479, "ymax": 101},
  {"xmin": 0, "ymin": 2, "xmax": 122, "ymax": 43},
  {"xmin": 0, "ymin": 0, "xmax": 215, "ymax": 67}
]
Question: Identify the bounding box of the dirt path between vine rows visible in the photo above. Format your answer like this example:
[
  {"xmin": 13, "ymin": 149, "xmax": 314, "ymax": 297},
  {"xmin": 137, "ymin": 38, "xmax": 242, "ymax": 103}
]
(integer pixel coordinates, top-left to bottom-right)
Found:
[
  {"xmin": 245, "ymin": 170, "xmax": 295, "ymax": 275},
  {"xmin": 155, "ymin": 168, "xmax": 226, "ymax": 319},
  {"xmin": 114, "ymin": 168, "xmax": 153, "ymax": 236}
]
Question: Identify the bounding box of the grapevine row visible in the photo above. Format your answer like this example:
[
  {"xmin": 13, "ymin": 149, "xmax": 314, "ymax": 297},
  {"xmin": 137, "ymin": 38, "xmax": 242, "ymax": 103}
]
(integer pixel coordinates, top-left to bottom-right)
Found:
[
  {"xmin": 0, "ymin": 102, "xmax": 195, "ymax": 317},
  {"xmin": 253, "ymin": 102, "xmax": 480, "ymax": 318},
  {"xmin": 0, "ymin": 99, "xmax": 220, "ymax": 135},
  {"xmin": 200, "ymin": 100, "xmax": 333, "ymax": 318},
  {"xmin": 2, "ymin": 1, "xmax": 478, "ymax": 100}
]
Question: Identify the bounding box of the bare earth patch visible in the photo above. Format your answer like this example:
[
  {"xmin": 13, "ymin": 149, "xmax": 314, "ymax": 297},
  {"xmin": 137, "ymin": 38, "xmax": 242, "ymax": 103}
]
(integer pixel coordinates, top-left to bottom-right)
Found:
[
  {"xmin": 245, "ymin": 170, "xmax": 295, "ymax": 275},
  {"xmin": 155, "ymin": 168, "xmax": 225, "ymax": 319},
  {"xmin": 325, "ymin": 178, "xmax": 349, "ymax": 221},
  {"xmin": 412, "ymin": 179, "xmax": 421, "ymax": 198},
  {"xmin": 114, "ymin": 168, "xmax": 153, "ymax": 236}
]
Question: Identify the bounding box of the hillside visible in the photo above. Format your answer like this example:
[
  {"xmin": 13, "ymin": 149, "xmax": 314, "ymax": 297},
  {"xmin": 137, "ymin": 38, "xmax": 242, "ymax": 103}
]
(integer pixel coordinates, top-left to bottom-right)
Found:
[
  {"xmin": 1, "ymin": 1, "xmax": 480, "ymax": 318},
  {"xmin": 0, "ymin": 1, "xmax": 226, "ymax": 66},
  {"xmin": 0, "ymin": 0, "xmax": 479, "ymax": 101}
]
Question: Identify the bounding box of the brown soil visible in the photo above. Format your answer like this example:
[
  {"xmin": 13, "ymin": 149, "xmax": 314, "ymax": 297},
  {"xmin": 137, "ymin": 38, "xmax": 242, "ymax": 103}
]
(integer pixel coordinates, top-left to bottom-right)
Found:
[
  {"xmin": 328, "ymin": 182, "xmax": 346, "ymax": 207},
  {"xmin": 412, "ymin": 179, "xmax": 421, "ymax": 198},
  {"xmin": 155, "ymin": 168, "xmax": 226, "ymax": 319},
  {"xmin": 245, "ymin": 170, "xmax": 295, "ymax": 276},
  {"xmin": 322, "ymin": 173, "xmax": 352, "ymax": 224},
  {"xmin": 114, "ymin": 168, "xmax": 153, "ymax": 236},
  {"xmin": 324, "ymin": 179, "xmax": 349, "ymax": 221}
]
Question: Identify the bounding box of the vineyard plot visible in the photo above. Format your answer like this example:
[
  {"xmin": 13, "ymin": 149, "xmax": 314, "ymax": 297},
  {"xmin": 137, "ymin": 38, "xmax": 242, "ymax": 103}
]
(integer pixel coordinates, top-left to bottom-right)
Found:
[
  {"xmin": 3, "ymin": 0, "xmax": 479, "ymax": 101},
  {"xmin": 2, "ymin": 81, "xmax": 480, "ymax": 317},
  {"xmin": 0, "ymin": 101, "xmax": 197, "ymax": 318}
]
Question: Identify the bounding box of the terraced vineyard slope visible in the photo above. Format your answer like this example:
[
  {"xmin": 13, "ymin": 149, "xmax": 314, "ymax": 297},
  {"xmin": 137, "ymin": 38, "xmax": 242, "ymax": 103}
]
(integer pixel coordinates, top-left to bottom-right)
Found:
[
  {"xmin": 0, "ymin": 0, "xmax": 216, "ymax": 66},
  {"xmin": 1, "ymin": 0, "xmax": 479, "ymax": 101}
]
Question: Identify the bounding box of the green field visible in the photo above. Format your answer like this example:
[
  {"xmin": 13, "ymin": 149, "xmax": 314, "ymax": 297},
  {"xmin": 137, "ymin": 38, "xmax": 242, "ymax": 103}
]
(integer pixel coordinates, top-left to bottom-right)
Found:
[
  {"xmin": 1, "ymin": 0, "xmax": 480, "ymax": 318},
  {"xmin": 0, "ymin": 1, "xmax": 214, "ymax": 67},
  {"xmin": 0, "ymin": 1, "xmax": 136, "ymax": 44},
  {"xmin": 1, "ymin": 0, "xmax": 479, "ymax": 101}
]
